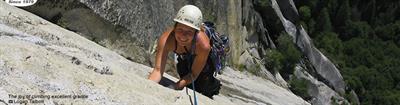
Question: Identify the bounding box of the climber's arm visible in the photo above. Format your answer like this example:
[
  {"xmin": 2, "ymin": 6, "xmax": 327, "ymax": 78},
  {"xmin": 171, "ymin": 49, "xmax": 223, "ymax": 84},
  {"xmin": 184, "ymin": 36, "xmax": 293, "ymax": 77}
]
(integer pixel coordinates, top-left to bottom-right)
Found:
[{"xmin": 148, "ymin": 29, "xmax": 174, "ymax": 83}]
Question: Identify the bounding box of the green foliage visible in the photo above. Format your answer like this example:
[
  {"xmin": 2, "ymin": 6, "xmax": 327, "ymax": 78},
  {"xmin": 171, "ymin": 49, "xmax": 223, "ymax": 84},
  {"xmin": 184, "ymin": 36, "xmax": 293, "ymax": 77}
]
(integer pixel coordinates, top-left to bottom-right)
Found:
[
  {"xmin": 374, "ymin": 20, "xmax": 400, "ymax": 44},
  {"xmin": 57, "ymin": 18, "xmax": 68, "ymax": 28},
  {"xmin": 299, "ymin": 6, "xmax": 311, "ymax": 21},
  {"xmin": 343, "ymin": 73, "xmax": 363, "ymax": 93},
  {"xmin": 265, "ymin": 49, "xmax": 284, "ymax": 73},
  {"xmin": 316, "ymin": 8, "xmax": 332, "ymax": 32},
  {"xmin": 299, "ymin": 6, "xmax": 312, "ymax": 34},
  {"xmin": 342, "ymin": 21, "xmax": 373, "ymax": 40},
  {"xmin": 330, "ymin": 97, "xmax": 341, "ymax": 105},
  {"xmin": 238, "ymin": 64, "xmax": 246, "ymax": 72},
  {"xmin": 292, "ymin": 0, "xmax": 400, "ymax": 104},
  {"xmin": 333, "ymin": 0, "xmax": 351, "ymax": 29},
  {"xmin": 314, "ymin": 32, "xmax": 345, "ymax": 67},
  {"xmin": 289, "ymin": 78, "xmax": 311, "ymax": 100},
  {"xmin": 247, "ymin": 64, "xmax": 262, "ymax": 76},
  {"xmin": 315, "ymin": 32, "xmax": 343, "ymax": 53},
  {"xmin": 306, "ymin": 19, "xmax": 316, "ymax": 36},
  {"xmin": 265, "ymin": 32, "xmax": 301, "ymax": 77},
  {"xmin": 276, "ymin": 33, "xmax": 302, "ymax": 65},
  {"xmin": 344, "ymin": 91, "xmax": 361, "ymax": 105},
  {"xmin": 258, "ymin": 0, "xmax": 270, "ymax": 8}
]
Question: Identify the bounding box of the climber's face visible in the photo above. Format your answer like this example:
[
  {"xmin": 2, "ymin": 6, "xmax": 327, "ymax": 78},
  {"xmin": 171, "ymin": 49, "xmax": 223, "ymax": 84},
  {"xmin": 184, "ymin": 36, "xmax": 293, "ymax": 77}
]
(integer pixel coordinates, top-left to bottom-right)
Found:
[{"xmin": 174, "ymin": 23, "xmax": 196, "ymax": 47}]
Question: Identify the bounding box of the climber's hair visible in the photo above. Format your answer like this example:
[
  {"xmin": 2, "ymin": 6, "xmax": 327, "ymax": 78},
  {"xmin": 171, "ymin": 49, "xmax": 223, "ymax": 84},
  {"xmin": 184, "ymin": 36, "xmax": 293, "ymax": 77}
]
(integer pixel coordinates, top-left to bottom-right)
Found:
[{"xmin": 173, "ymin": 22, "xmax": 199, "ymax": 34}]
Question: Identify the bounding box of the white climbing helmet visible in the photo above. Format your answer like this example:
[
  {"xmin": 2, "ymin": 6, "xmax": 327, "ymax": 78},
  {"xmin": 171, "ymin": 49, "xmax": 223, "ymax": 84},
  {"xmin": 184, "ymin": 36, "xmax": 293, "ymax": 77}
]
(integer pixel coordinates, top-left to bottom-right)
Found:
[{"xmin": 174, "ymin": 5, "xmax": 203, "ymax": 30}]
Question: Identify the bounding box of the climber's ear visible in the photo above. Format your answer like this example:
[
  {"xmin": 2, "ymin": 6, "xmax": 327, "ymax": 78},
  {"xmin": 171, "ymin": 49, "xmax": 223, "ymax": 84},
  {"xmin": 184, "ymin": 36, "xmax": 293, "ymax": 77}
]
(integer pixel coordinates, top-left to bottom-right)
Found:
[{"xmin": 200, "ymin": 23, "xmax": 206, "ymax": 32}]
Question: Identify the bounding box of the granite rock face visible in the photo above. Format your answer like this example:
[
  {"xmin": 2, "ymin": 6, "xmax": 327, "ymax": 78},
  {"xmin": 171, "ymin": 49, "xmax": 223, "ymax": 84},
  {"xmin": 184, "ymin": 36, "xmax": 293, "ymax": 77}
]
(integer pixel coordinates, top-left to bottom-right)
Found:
[
  {"xmin": 269, "ymin": 0, "xmax": 355, "ymax": 104},
  {"xmin": 270, "ymin": 0, "xmax": 346, "ymax": 94}
]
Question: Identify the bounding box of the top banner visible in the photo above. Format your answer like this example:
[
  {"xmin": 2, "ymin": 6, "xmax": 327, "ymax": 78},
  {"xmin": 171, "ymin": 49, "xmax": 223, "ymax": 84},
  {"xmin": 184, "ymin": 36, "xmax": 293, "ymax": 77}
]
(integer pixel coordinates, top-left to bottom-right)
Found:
[{"xmin": 5, "ymin": 0, "xmax": 37, "ymax": 7}]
